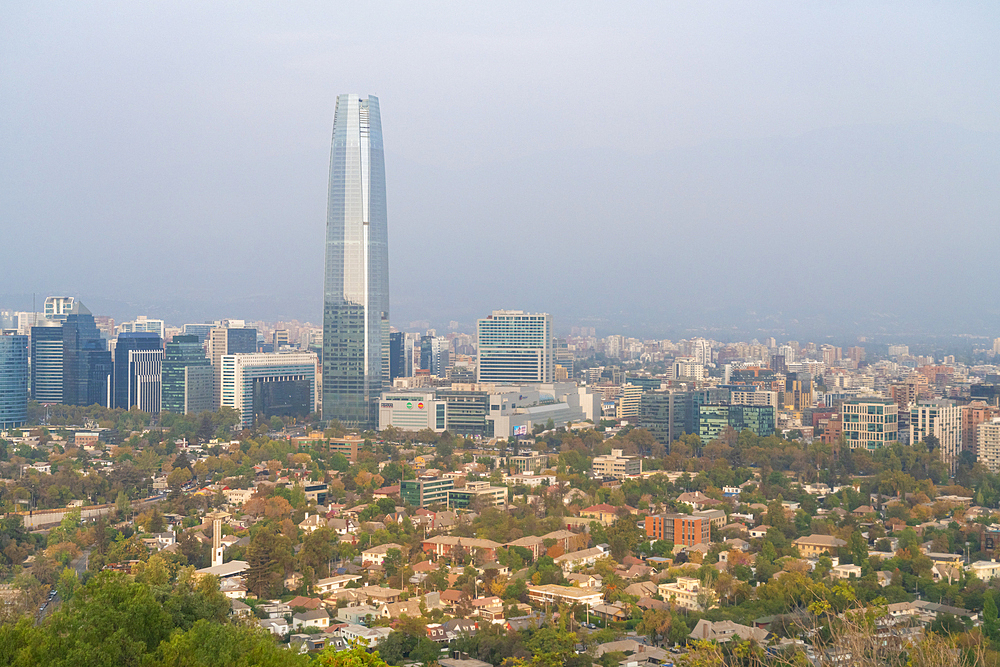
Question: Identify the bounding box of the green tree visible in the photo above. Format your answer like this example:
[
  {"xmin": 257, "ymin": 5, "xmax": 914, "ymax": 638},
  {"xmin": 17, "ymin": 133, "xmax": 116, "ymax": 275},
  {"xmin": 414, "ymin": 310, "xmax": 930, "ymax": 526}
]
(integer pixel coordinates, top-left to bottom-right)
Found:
[
  {"xmin": 316, "ymin": 645, "xmax": 391, "ymax": 667},
  {"xmin": 985, "ymin": 591, "xmax": 999, "ymax": 642}
]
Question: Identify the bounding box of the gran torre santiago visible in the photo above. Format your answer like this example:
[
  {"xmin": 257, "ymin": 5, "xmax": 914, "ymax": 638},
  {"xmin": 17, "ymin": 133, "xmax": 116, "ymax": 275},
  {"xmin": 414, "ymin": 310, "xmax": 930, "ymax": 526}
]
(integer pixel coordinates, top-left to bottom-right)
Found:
[{"xmin": 322, "ymin": 94, "xmax": 390, "ymax": 429}]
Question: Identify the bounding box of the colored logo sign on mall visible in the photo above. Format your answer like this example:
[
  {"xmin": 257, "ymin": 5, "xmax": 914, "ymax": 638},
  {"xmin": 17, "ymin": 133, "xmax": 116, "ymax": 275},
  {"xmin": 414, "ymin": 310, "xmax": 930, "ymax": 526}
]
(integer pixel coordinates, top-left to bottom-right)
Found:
[
  {"xmin": 417, "ymin": 403, "xmax": 425, "ymax": 409},
  {"xmin": 406, "ymin": 402, "xmax": 413, "ymax": 409}
]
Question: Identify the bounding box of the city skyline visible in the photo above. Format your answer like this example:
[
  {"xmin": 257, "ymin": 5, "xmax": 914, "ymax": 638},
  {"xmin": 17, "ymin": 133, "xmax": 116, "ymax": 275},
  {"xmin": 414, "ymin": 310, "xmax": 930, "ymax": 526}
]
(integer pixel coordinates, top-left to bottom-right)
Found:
[{"xmin": 3, "ymin": 5, "xmax": 999, "ymax": 337}]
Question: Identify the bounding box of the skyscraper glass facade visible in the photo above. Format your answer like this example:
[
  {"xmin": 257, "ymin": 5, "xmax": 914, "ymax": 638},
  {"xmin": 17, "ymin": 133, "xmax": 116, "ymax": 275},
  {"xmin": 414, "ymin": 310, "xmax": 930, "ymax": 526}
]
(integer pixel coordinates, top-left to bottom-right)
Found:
[
  {"xmin": 323, "ymin": 94, "xmax": 389, "ymax": 429},
  {"xmin": 114, "ymin": 332, "xmax": 162, "ymax": 409},
  {"xmin": 62, "ymin": 303, "xmax": 112, "ymax": 407},
  {"xmin": 0, "ymin": 332, "xmax": 29, "ymax": 429},
  {"xmin": 162, "ymin": 334, "xmax": 211, "ymax": 414},
  {"xmin": 30, "ymin": 323, "xmax": 64, "ymax": 403}
]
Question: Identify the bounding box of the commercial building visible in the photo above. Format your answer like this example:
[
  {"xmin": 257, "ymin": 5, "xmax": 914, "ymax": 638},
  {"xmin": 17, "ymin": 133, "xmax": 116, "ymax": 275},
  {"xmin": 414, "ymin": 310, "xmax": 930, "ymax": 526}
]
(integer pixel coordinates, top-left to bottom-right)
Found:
[
  {"xmin": 162, "ymin": 334, "xmax": 212, "ymax": 414},
  {"xmin": 118, "ymin": 316, "xmax": 165, "ymax": 339},
  {"xmin": 436, "ymin": 388, "xmax": 490, "ymax": 436},
  {"xmin": 113, "ymin": 332, "xmax": 162, "ymax": 410},
  {"xmin": 592, "ymin": 448, "xmax": 642, "ymax": 479},
  {"xmin": 30, "ymin": 321, "xmax": 64, "ymax": 403},
  {"xmin": 220, "ymin": 352, "xmax": 317, "ymax": 429},
  {"xmin": 43, "ymin": 296, "xmax": 74, "ymax": 321},
  {"xmin": 378, "ymin": 391, "xmax": 447, "ymax": 433},
  {"xmin": 388, "ymin": 332, "xmax": 405, "ymax": 382},
  {"xmin": 0, "ymin": 331, "xmax": 29, "ymax": 429},
  {"xmin": 841, "ymin": 398, "xmax": 898, "ymax": 450},
  {"xmin": 401, "ymin": 476, "xmax": 455, "ymax": 508},
  {"xmin": 477, "ymin": 311, "xmax": 553, "ymax": 384},
  {"xmin": 616, "ymin": 384, "xmax": 643, "ymax": 420},
  {"xmin": 209, "ymin": 322, "xmax": 258, "ymax": 410},
  {"xmin": 910, "ymin": 400, "xmax": 963, "ymax": 473},
  {"xmin": 484, "ymin": 382, "xmax": 600, "ymax": 438},
  {"xmin": 645, "ymin": 513, "xmax": 711, "ymax": 546},
  {"xmin": 698, "ymin": 404, "xmax": 775, "ymax": 444},
  {"xmin": 508, "ymin": 451, "xmax": 549, "ymax": 474},
  {"xmin": 61, "ymin": 302, "xmax": 112, "ymax": 407},
  {"xmin": 322, "ymin": 94, "xmax": 390, "ymax": 429},
  {"xmin": 782, "ymin": 371, "xmax": 812, "ymax": 413},
  {"xmin": 447, "ymin": 481, "xmax": 507, "ymax": 509},
  {"xmin": 122, "ymin": 349, "xmax": 163, "ymax": 414}
]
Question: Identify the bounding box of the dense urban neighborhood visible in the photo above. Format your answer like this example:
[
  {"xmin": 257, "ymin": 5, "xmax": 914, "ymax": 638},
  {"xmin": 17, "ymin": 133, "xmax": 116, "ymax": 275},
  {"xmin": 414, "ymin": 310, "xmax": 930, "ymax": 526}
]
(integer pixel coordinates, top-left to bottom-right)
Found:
[{"xmin": 5, "ymin": 349, "xmax": 1000, "ymax": 667}]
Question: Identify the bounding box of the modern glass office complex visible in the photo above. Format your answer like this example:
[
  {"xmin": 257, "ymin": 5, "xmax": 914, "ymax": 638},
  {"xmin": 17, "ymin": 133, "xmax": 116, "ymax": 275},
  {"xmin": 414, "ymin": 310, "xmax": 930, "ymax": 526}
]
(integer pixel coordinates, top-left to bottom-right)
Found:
[
  {"xmin": 113, "ymin": 332, "xmax": 162, "ymax": 409},
  {"xmin": 221, "ymin": 352, "xmax": 318, "ymax": 429},
  {"xmin": 322, "ymin": 94, "xmax": 389, "ymax": 429},
  {"xmin": 162, "ymin": 334, "xmax": 212, "ymax": 414},
  {"xmin": 0, "ymin": 332, "xmax": 29, "ymax": 428}
]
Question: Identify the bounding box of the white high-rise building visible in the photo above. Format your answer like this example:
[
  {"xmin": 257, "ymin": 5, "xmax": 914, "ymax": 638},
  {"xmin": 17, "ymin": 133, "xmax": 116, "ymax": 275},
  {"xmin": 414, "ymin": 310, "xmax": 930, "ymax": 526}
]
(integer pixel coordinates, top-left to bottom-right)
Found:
[
  {"xmin": 221, "ymin": 352, "xmax": 318, "ymax": 429},
  {"xmin": 43, "ymin": 296, "xmax": 75, "ymax": 321},
  {"xmin": 910, "ymin": 400, "xmax": 963, "ymax": 473},
  {"xmin": 127, "ymin": 349, "xmax": 163, "ymax": 414},
  {"xmin": 477, "ymin": 311, "xmax": 553, "ymax": 384},
  {"xmin": 119, "ymin": 315, "xmax": 165, "ymax": 339}
]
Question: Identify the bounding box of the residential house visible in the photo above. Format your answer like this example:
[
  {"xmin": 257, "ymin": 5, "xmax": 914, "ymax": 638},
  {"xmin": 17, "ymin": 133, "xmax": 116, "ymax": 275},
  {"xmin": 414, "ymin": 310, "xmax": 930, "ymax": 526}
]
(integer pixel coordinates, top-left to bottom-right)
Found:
[
  {"xmin": 793, "ymin": 535, "xmax": 847, "ymax": 558},
  {"xmin": 748, "ymin": 526, "xmax": 771, "ymax": 539},
  {"xmin": 422, "ymin": 536, "xmax": 500, "ymax": 562},
  {"xmin": 830, "ymin": 564, "xmax": 862, "ymax": 580},
  {"xmin": 581, "ymin": 503, "xmax": 634, "ymax": 525},
  {"xmin": 299, "ymin": 514, "xmax": 327, "ymax": 534},
  {"xmin": 659, "ymin": 577, "xmax": 714, "ymax": 612},
  {"xmin": 315, "ymin": 574, "xmax": 362, "ymax": 595},
  {"xmin": 689, "ymin": 619, "xmax": 769, "ymax": 643},
  {"xmin": 260, "ymin": 618, "xmax": 290, "ymax": 636},
  {"xmin": 591, "ymin": 602, "xmax": 629, "ymax": 623},
  {"xmin": 470, "ymin": 596, "xmax": 505, "ymax": 622},
  {"xmin": 361, "ymin": 543, "xmax": 404, "ymax": 566},
  {"xmin": 293, "ymin": 609, "xmax": 330, "ymax": 630},
  {"xmin": 553, "ymin": 546, "xmax": 609, "ymax": 572},
  {"xmin": 337, "ymin": 624, "xmax": 391, "ymax": 646}
]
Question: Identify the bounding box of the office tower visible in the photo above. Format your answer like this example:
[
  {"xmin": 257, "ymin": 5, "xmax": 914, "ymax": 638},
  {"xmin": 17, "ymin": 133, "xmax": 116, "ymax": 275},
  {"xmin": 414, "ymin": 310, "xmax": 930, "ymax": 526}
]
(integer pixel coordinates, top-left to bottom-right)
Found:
[
  {"xmin": 420, "ymin": 335, "xmax": 449, "ymax": 376},
  {"xmin": 93, "ymin": 316, "xmax": 115, "ymax": 341},
  {"xmin": 162, "ymin": 334, "xmax": 212, "ymax": 414},
  {"xmin": 783, "ymin": 371, "xmax": 812, "ymax": 412},
  {"xmin": 61, "ymin": 302, "xmax": 112, "ymax": 407},
  {"xmin": 209, "ymin": 322, "xmax": 258, "ymax": 409},
  {"xmin": 322, "ymin": 94, "xmax": 389, "ymax": 429},
  {"xmin": 0, "ymin": 331, "xmax": 29, "ymax": 428},
  {"xmin": 841, "ymin": 398, "xmax": 898, "ymax": 450},
  {"xmin": 31, "ymin": 321, "xmax": 64, "ymax": 403},
  {"xmin": 477, "ymin": 310, "xmax": 553, "ymax": 384},
  {"xmin": 123, "ymin": 349, "xmax": 163, "ymax": 413},
  {"xmin": 43, "ymin": 296, "xmax": 74, "ymax": 321},
  {"xmin": 554, "ymin": 338, "xmax": 574, "ymax": 381},
  {"xmin": 272, "ymin": 329, "xmax": 290, "ymax": 351},
  {"xmin": 118, "ymin": 316, "xmax": 166, "ymax": 339},
  {"xmin": 113, "ymin": 332, "xmax": 162, "ymax": 409},
  {"xmin": 182, "ymin": 323, "xmax": 214, "ymax": 346},
  {"xmin": 388, "ymin": 332, "xmax": 404, "ymax": 381},
  {"xmin": 220, "ymin": 352, "xmax": 318, "ymax": 429}
]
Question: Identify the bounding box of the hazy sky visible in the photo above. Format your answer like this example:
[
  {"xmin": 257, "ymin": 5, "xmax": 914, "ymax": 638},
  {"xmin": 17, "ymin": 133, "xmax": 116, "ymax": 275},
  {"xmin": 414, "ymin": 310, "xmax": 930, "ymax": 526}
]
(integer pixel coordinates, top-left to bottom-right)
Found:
[{"xmin": 2, "ymin": 3, "xmax": 998, "ymax": 337}]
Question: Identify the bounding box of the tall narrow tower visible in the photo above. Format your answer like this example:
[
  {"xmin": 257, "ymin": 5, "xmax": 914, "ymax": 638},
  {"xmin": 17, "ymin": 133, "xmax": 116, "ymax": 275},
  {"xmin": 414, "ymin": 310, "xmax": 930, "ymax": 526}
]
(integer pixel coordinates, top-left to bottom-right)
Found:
[{"xmin": 322, "ymin": 94, "xmax": 389, "ymax": 429}]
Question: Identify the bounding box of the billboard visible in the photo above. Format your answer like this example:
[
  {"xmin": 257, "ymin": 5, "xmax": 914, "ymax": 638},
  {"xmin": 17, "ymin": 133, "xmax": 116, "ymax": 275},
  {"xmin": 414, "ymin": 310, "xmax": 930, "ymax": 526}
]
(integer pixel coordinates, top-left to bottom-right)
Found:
[{"xmin": 513, "ymin": 424, "xmax": 528, "ymax": 436}]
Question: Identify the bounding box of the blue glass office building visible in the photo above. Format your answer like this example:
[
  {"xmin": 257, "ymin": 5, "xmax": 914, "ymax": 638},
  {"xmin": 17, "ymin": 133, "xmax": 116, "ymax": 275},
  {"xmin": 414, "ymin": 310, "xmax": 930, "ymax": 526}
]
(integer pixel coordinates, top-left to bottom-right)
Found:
[
  {"xmin": 322, "ymin": 94, "xmax": 389, "ymax": 429},
  {"xmin": 113, "ymin": 332, "xmax": 162, "ymax": 409},
  {"xmin": 0, "ymin": 332, "xmax": 29, "ymax": 429},
  {"xmin": 61, "ymin": 303, "xmax": 112, "ymax": 407}
]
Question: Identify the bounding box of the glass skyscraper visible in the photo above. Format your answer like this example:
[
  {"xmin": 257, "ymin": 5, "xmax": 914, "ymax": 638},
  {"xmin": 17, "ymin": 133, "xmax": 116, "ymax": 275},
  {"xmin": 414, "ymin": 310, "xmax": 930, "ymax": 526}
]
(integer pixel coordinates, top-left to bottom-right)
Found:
[
  {"xmin": 113, "ymin": 332, "xmax": 162, "ymax": 409},
  {"xmin": 0, "ymin": 331, "xmax": 29, "ymax": 429},
  {"xmin": 162, "ymin": 334, "xmax": 212, "ymax": 414},
  {"xmin": 323, "ymin": 94, "xmax": 389, "ymax": 429},
  {"xmin": 61, "ymin": 302, "xmax": 112, "ymax": 407}
]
